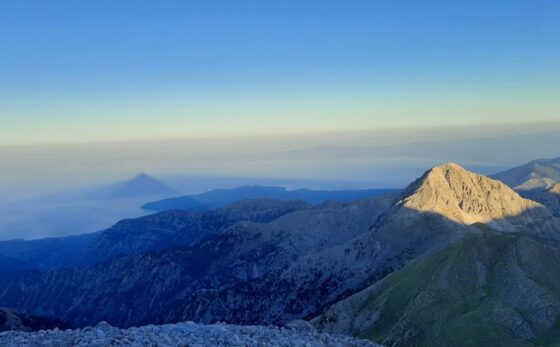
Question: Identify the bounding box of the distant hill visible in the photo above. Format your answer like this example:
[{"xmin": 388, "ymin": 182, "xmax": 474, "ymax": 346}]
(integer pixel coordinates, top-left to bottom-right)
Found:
[
  {"xmin": 142, "ymin": 185, "xmax": 398, "ymax": 212},
  {"xmin": 492, "ymin": 157, "xmax": 560, "ymax": 191}
]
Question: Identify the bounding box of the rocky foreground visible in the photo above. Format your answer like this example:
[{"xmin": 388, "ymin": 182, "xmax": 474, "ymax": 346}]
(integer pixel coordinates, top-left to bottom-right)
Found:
[{"xmin": 0, "ymin": 320, "xmax": 379, "ymax": 347}]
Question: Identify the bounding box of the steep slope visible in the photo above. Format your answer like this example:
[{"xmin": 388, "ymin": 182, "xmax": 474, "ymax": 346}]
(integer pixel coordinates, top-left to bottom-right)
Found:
[
  {"xmin": 492, "ymin": 157, "xmax": 560, "ymax": 191},
  {"xmin": 142, "ymin": 185, "xmax": 398, "ymax": 212},
  {"xmin": 313, "ymin": 228, "xmax": 560, "ymax": 347},
  {"xmin": 0, "ymin": 308, "xmax": 70, "ymax": 332}
]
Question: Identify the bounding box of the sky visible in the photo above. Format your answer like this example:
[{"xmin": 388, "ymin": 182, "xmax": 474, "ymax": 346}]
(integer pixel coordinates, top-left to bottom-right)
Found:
[{"xmin": 1, "ymin": 0, "xmax": 559, "ymax": 145}]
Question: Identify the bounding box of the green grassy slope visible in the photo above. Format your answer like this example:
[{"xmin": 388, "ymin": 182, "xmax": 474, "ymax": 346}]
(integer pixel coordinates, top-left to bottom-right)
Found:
[{"xmin": 317, "ymin": 227, "xmax": 560, "ymax": 347}]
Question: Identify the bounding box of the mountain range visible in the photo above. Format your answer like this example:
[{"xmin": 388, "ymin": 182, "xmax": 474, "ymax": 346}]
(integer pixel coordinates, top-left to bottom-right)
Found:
[
  {"xmin": 0, "ymin": 160, "xmax": 558, "ymax": 346},
  {"xmin": 311, "ymin": 161, "xmax": 560, "ymax": 347},
  {"xmin": 142, "ymin": 185, "xmax": 397, "ymax": 212}
]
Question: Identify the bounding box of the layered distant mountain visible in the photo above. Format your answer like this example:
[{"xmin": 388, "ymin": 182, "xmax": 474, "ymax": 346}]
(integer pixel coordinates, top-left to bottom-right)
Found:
[
  {"xmin": 142, "ymin": 185, "xmax": 397, "ymax": 212},
  {"xmin": 492, "ymin": 157, "xmax": 560, "ymax": 191},
  {"xmin": 492, "ymin": 157, "xmax": 560, "ymax": 218},
  {"xmin": 0, "ymin": 308, "xmax": 70, "ymax": 332}
]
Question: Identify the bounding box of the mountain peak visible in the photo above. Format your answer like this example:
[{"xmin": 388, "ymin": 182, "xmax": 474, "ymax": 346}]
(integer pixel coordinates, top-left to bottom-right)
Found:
[{"xmin": 395, "ymin": 163, "xmax": 546, "ymax": 229}]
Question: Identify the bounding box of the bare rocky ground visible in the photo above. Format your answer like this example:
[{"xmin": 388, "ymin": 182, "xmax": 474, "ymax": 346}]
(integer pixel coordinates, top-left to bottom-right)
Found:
[{"xmin": 0, "ymin": 320, "xmax": 380, "ymax": 347}]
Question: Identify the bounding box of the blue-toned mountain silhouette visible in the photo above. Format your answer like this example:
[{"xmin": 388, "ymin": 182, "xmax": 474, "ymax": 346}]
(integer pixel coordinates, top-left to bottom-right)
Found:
[{"xmin": 142, "ymin": 185, "xmax": 397, "ymax": 212}]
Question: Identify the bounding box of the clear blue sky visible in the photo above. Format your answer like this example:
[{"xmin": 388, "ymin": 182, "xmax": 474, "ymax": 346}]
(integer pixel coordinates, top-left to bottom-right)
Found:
[{"xmin": 1, "ymin": 0, "xmax": 559, "ymax": 145}]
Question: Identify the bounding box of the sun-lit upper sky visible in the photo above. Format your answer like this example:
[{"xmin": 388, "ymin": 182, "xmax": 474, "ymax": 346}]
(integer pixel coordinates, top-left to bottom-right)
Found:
[{"xmin": 1, "ymin": 0, "xmax": 559, "ymax": 145}]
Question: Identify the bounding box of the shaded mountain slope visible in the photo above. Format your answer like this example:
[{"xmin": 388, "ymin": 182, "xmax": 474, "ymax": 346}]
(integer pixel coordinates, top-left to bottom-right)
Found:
[
  {"xmin": 0, "ymin": 308, "xmax": 70, "ymax": 332},
  {"xmin": 77, "ymin": 199, "xmax": 309, "ymax": 265},
  {"xmin": 0, "ymin": 255, "xmax": 34, "ymax": 278},
  {"xmin": 0, "ymin": 199, "xmax": 309, "ymax": 271},
  {"xmin": 0, "ymin": 234, "xmax": 96, "ymax": 272},
  {"xmin": 524, "ymin": 184, "xmax": 560, "ymax": 218},
  {"xmin": 0, "ymin": 196, "xmax": 396, "ymax": 327},
  {"xmin": 313, "ymin": 227, "xmax": 560, "ymax": 347}
]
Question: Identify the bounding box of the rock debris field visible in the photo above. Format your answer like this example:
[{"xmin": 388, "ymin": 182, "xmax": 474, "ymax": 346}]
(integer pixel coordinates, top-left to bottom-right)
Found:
[{"xmin": 0, "ymin": 320, "xmax": 379, "ymax": 347}]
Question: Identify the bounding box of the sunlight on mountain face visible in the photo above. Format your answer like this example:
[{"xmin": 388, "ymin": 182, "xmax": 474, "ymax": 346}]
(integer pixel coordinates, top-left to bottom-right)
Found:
[{"xmin": 396, "ymin": 163, "xmax": 553, "ymax": 230}]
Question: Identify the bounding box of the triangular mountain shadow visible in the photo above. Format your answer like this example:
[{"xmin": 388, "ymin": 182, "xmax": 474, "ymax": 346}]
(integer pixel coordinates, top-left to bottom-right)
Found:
[{"xmin": 102, "ymin": 173, "xmax": 178, "ymax": 199}]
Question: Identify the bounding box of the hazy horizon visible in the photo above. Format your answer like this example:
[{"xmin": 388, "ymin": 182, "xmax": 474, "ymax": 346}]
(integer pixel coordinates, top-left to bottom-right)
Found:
[{"xmin": 1, "ymin": 123, "xmax": 559, "ymax": 201}]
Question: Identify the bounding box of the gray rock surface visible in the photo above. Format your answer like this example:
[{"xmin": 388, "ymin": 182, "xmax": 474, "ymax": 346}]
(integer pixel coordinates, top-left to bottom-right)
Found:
[{"xmin": 0, "ymin": 321, "xmax": 380, "ymax": 347}]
